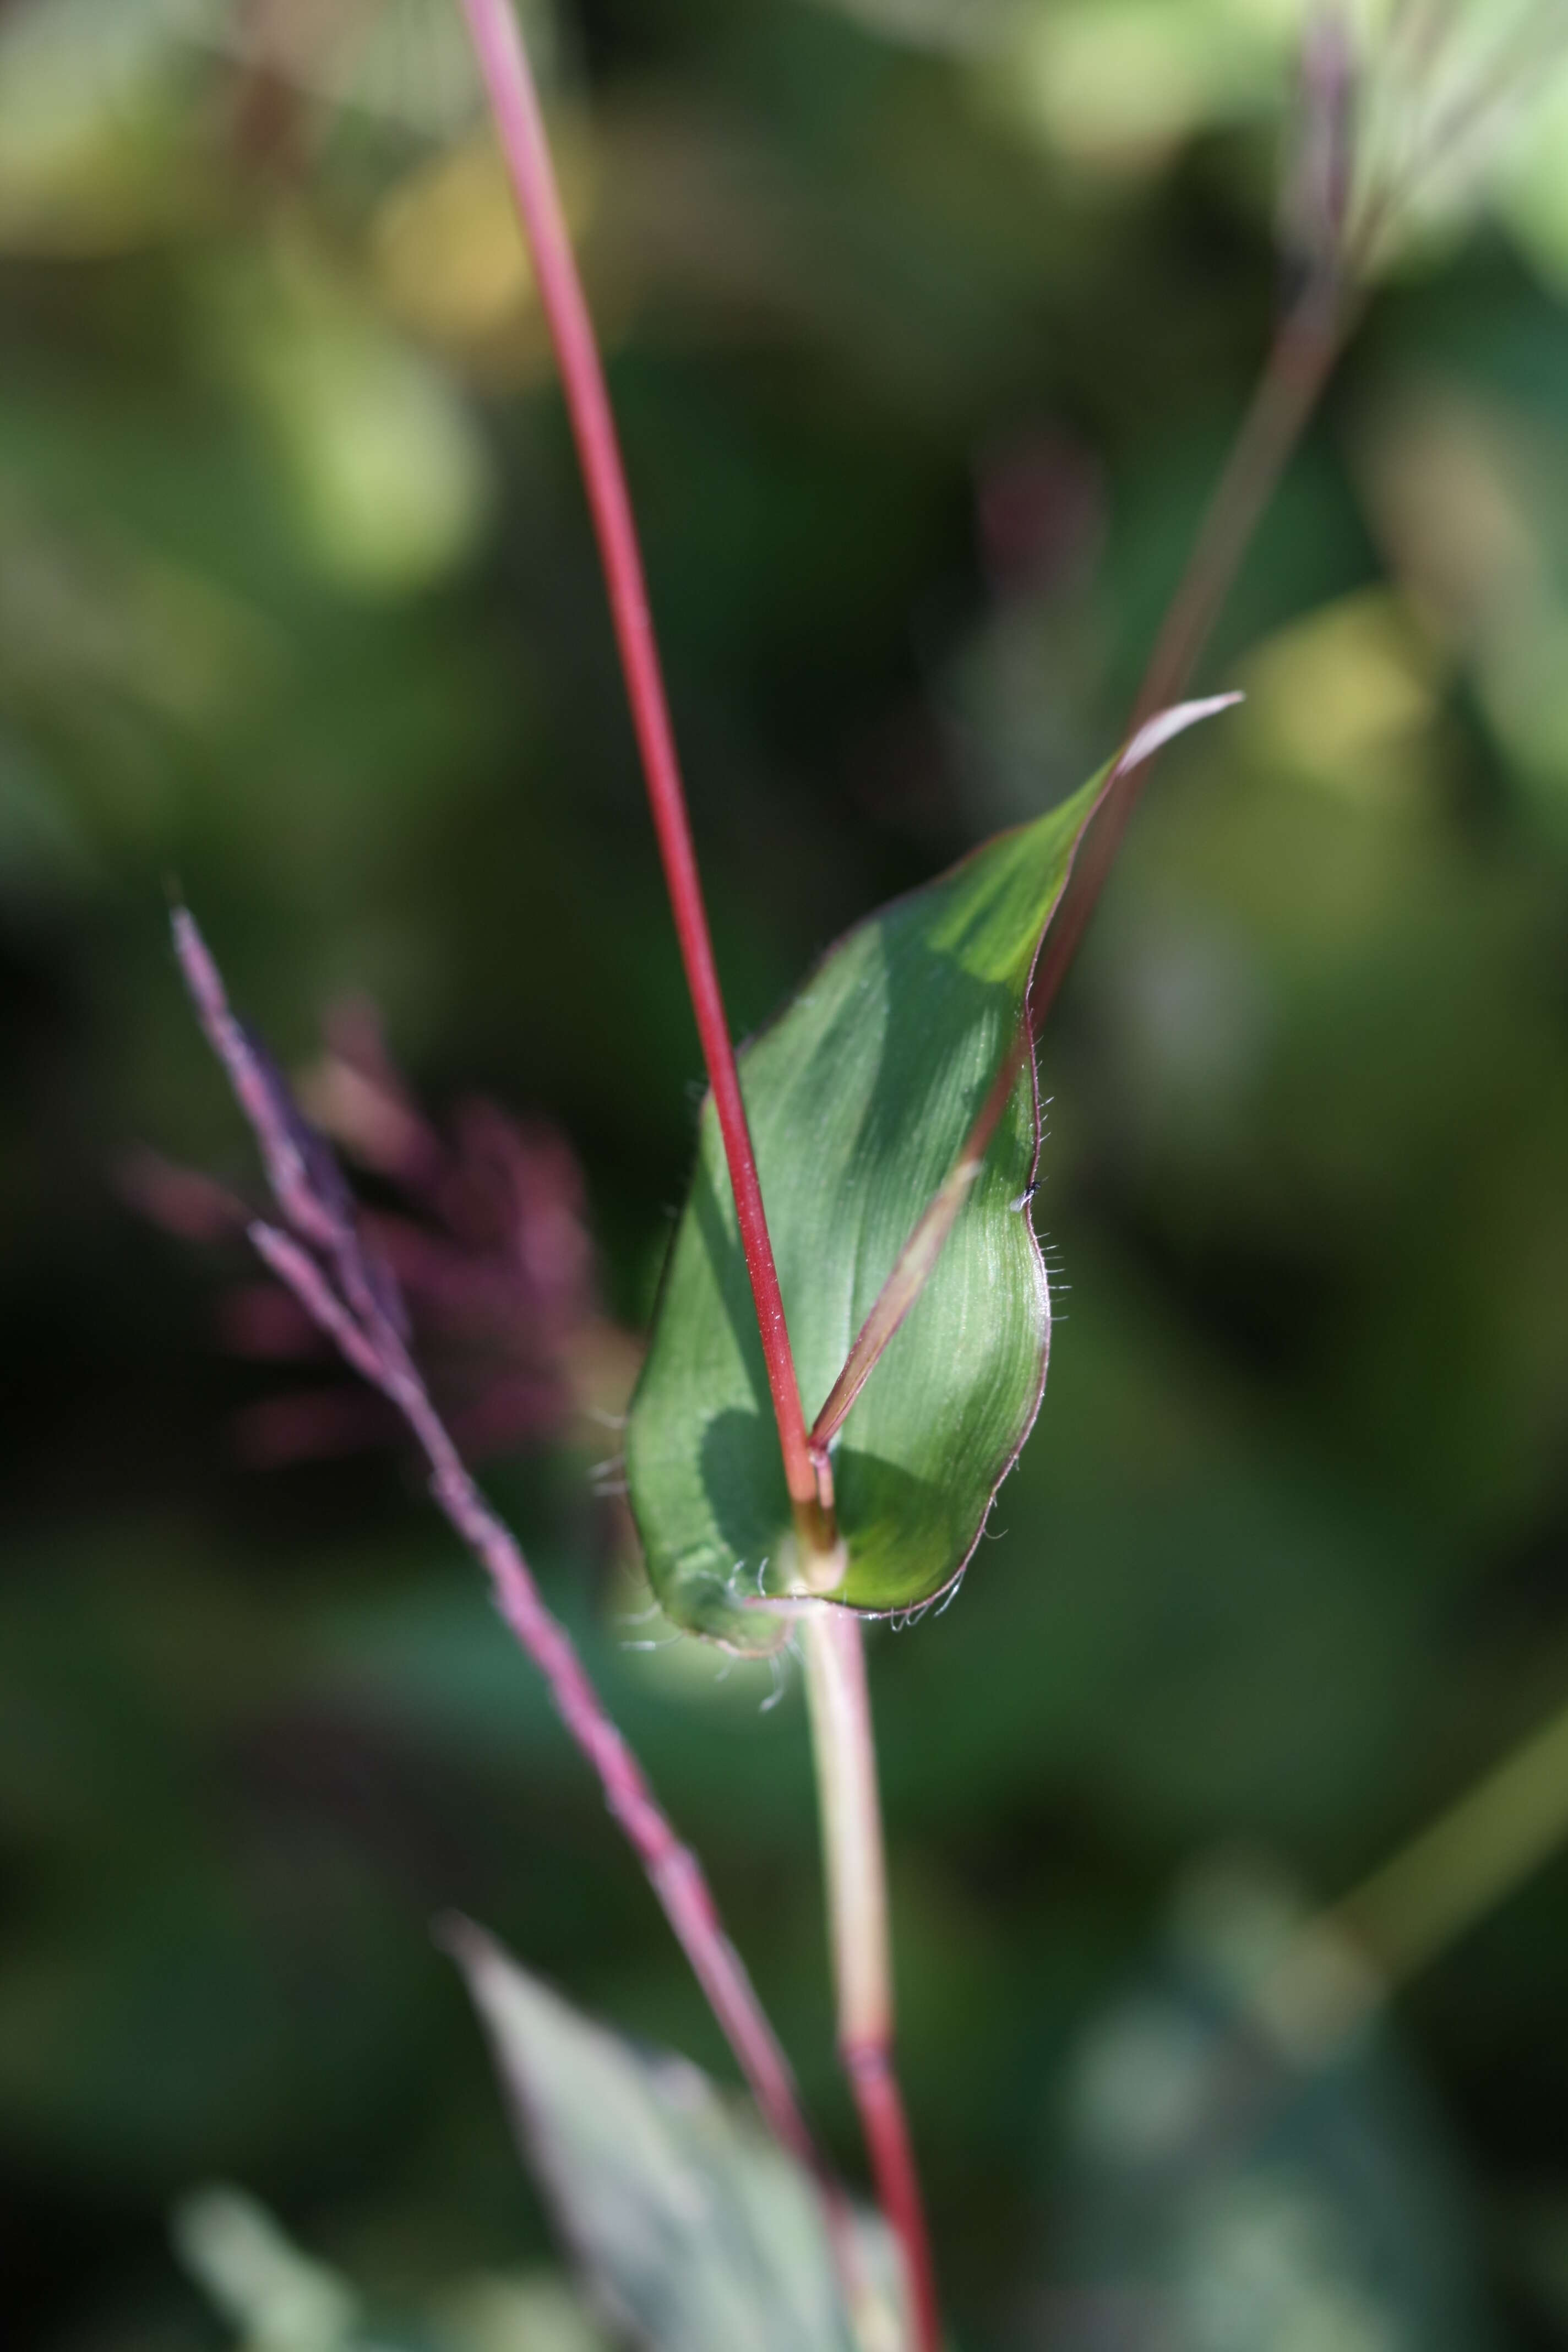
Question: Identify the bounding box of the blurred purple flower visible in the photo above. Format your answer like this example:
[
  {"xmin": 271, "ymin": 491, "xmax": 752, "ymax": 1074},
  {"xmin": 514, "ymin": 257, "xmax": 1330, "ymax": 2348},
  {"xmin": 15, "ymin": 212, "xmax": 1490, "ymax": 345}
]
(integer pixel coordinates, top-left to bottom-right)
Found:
[{"xmin": 128, "ymin": 921, "xmax": 632, "ymax": 1468}]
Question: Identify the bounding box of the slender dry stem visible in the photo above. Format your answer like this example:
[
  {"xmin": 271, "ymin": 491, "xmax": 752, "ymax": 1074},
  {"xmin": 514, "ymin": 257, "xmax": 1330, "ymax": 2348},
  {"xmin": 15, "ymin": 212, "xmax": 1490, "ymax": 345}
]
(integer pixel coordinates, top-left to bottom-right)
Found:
[
  {"xmin": 172, "ymin": 908, "xmax": 831, "ymax": 2201},
  {"xmin": 808, "ymin": 28, "xmax": 1362, "ymax": 1436},
  {"xmin": 1030, "ymin": 282, "xmax": 1349, "ymax": 1035},
  {"xmin": 808, "ymin": 276, "xmax": 1346, "ymax": 1448}
]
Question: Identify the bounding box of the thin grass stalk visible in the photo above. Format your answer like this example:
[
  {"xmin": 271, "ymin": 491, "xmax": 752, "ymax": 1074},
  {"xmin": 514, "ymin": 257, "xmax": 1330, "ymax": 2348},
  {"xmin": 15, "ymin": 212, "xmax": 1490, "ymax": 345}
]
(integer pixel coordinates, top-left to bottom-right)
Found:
[
  {"xmin": 809, "ymin": 272, "xmax": 1357, "ymax": 1433},
  {"xmin": 801, "ymin": 25, "xmax": 1365, "ymax": 1442},
  {"xmin": 455, "ymin": 0, "xmax": 822, "ymax": 1528},
  {"xmin": 172, "ymin": 910, "xmax": 830, "ymax": 2186},
  {"xmin": 804, "ymin": 67, "xmax": 1353, "ymax": 2337},
  {"xmin": 1032, "ymin": 8, "xmax": 1360, "ymax": 1028},
  {"xmin": 455, "ymin": 3, "xmax": 938, "ymax": 2334},
  {"xmin": 1028, "ymin": 277, "xmax": 1349, "ymax": 1035},
  {"xmin": 1327, "ymin": 1693, "xmax": 1568, "ymax": 1990},
  {"xmin": 1223, "ymin": 1692, "xmax": 1568, "ymax": 2084},
  {"xmin": 803, "ymin": 1609, "xmax": 942, "ymax": 2352},
  {"xmin": 1039, "ymin": 1687, "xmax": 1568, "ymax": 2203}
]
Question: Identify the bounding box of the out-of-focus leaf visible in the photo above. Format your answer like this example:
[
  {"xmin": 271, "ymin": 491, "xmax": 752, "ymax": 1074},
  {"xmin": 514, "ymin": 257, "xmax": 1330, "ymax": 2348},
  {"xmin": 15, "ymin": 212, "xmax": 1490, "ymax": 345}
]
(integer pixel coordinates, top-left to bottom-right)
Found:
[
  {"xmin": 214, "ymin": 239, "xmax": 493, "ymax": 596},
  {"xmin": 176, "ymin": 2190, "xmax": 612, "ymax": 2352},
  {"xmin": 627, "ymin": 706, "xmax": 1234, "ymax": 1648},
  {"xmin": 447, "ymin": 1921, "xmax": 878, "ymax": 2352},
  {"xmin": 174, "ymin": 2185, "xmax": 362, "ymax": 2352},
  {"xmin": 1041, "ymin": 1860, "xmax": 1495, "ymax": 2352},
  {"xmin": 431, "ymin": 2268, "xmax": 611, "ymax": 2352}
]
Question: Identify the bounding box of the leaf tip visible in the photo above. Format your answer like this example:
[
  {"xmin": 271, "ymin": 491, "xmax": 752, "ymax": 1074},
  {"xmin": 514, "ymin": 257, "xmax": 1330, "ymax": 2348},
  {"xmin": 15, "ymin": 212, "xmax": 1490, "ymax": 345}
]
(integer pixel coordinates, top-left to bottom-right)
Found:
[
  {"xmin": 1115, "ymin": 692, "xmax": 1244, "ymax": 782},
  {"xmin": 433, "ymin": 1907, "xmax": 497, "ymax": 1985}
]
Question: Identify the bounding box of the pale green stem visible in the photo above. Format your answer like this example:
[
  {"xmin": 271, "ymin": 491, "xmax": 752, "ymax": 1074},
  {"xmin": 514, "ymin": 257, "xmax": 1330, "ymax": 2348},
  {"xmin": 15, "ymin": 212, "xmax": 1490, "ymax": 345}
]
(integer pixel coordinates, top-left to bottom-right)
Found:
[
  {"xmin": 1330, "ymin": 1689, "xmax": 1568, "ymax": 1987},
  {"xmin": 804, "ymin": 1610, "xmax": 894, "ymax": 2055},
  {"xmin": 1251, "ymin": 1687, "xmax": 1568, "ymax": 2066},
  {"xmin": 803, "ymin": 1608, "xmax": 942, "ymax": 2352}
]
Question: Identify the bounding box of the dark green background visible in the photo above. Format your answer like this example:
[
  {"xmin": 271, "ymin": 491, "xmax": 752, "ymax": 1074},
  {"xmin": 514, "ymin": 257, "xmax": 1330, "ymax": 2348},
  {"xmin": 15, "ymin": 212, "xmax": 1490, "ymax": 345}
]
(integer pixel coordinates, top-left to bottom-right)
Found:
[{"xmin": 5, "ymin": 2, "xmax": 1568, "ymax": 2346}]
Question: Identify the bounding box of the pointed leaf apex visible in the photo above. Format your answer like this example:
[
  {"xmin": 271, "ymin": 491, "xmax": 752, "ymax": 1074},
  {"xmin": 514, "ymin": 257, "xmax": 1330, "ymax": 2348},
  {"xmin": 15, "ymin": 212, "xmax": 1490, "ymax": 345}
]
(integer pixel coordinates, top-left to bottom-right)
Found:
[{"xmin": 1114, "ymin": 692, "xmax": 1244, "ymax": 783}]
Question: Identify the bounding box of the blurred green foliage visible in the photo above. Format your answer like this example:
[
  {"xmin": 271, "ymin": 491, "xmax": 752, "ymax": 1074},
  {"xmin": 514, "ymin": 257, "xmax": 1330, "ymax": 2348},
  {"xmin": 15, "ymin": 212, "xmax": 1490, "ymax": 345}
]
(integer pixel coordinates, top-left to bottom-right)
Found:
[{"xmin": 6, "ymin": 1, "xmax": 1568, "ymax": 2348}]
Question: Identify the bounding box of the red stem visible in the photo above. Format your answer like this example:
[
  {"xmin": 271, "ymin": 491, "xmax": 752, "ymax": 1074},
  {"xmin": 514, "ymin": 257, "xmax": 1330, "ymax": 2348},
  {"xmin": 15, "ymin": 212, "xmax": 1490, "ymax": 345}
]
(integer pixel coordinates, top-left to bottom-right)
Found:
[
  {"xmin": 1030, "ymin": 282, "xmax": 1348, "ymax": 1035},
  {"xmin": 846, "ymin": 2048, "xmax": 943, "ymax": 2352},
  {"xmin": 456, "ymin": 9, "xmax": 926, "ymax": 2334},
  {"xmin": 807, "ymin": 696, "xmax": 1240, "ymax": 1451},
  {"xmin": 173, "ymin": 906, "xmax": 824, "ymax": 2184},
  {"xmin": 244, "ymin": 1211, "xmax": 870, "ymax": 2297},
  {"xmin": 384, "ymin": 1293, "xmax": 815, "ymax": 2150},
  {"xmin": 453, "ymin": 30, "xmax": 1266, "ymax": 2343},
  {"xmin": 457, "ymin": 0, "xmax": 819, "ymax": 1521}
]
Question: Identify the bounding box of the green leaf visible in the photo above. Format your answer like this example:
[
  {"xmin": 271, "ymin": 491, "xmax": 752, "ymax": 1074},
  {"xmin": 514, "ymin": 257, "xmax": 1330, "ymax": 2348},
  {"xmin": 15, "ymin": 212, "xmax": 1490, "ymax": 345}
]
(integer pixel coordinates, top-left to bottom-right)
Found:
[
  {"xmin": 623, "ymin": 798, "xmax": 1079, "ymax": 1647},
  {"xmin": 445, "ymin": 1921, "xmax": 889, "ymax": 2352},
  {"xmin": 625, "ymin": 781, "xmax": 1104, "ymax": 1646},
  {"xmin": 627, "ymin": 705, "xmax": 1237, "ymax": 1648}
]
